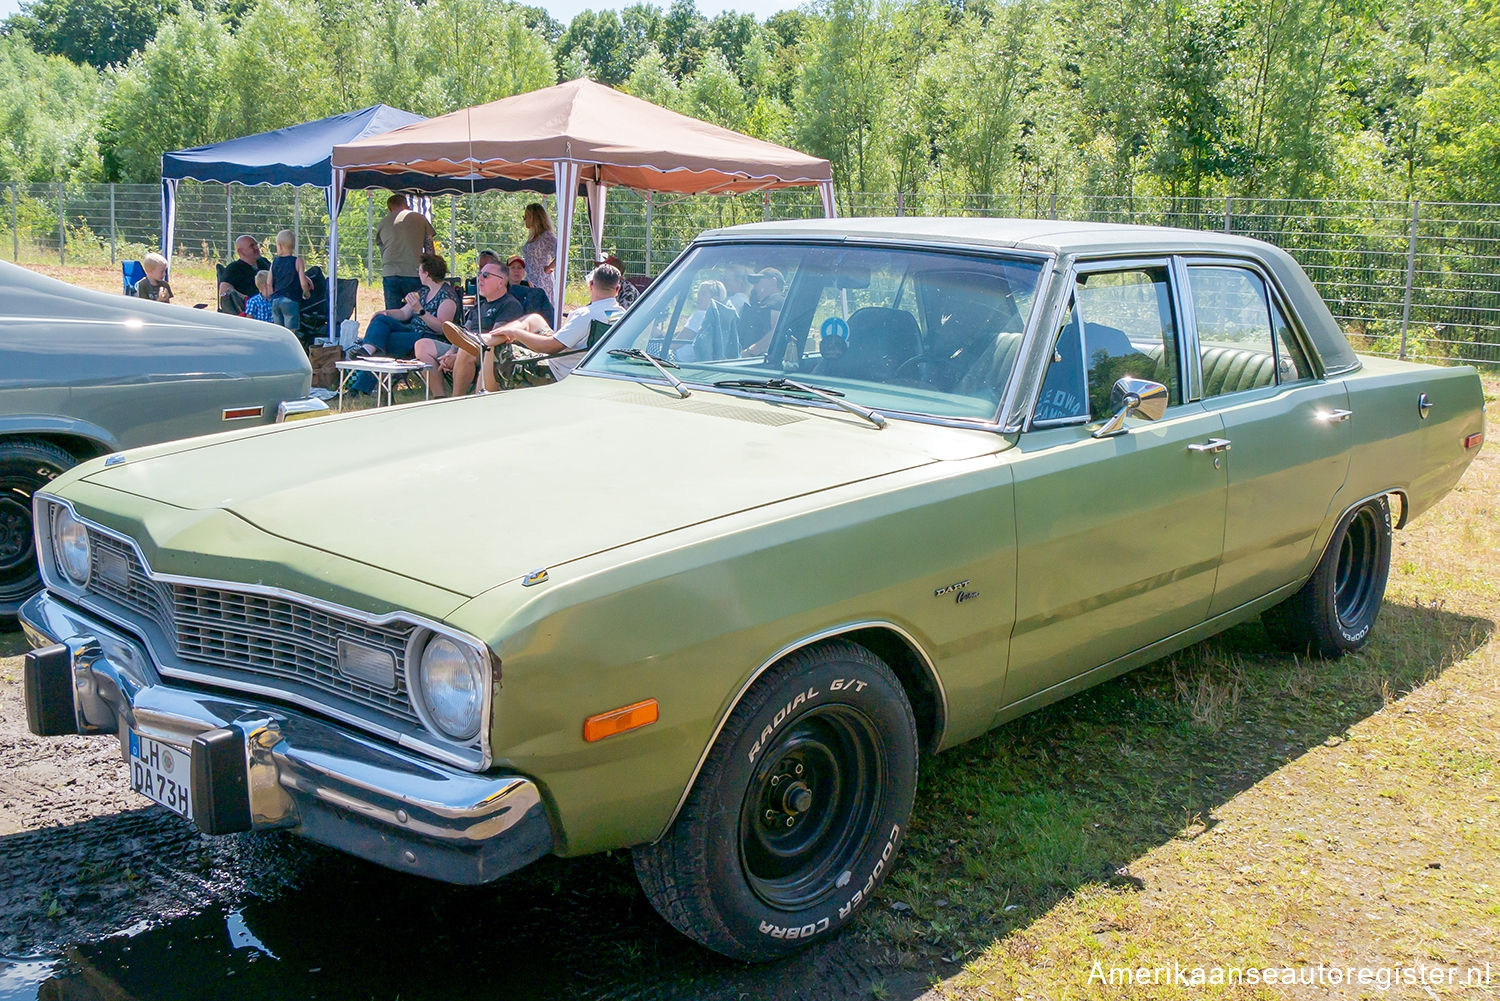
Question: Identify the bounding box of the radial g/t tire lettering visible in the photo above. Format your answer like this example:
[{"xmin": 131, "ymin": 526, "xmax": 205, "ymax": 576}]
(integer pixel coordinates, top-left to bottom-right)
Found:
[
  {"xmin": 633, "ymin": 640, "xmax": 918, "ymax": 961},
  {"xmin": 1262, "ymin": 496, "xmax": 1392, "ymax": 658},
  {"xmin": 0, "ymin": 437, "xmax": 77, "ymax": 621}
]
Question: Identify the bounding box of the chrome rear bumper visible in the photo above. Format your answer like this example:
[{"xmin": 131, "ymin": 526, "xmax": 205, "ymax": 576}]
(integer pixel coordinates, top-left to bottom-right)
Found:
[{"xmin": 19, "ymin": 590, "xmax": 553, "ymax": 885}]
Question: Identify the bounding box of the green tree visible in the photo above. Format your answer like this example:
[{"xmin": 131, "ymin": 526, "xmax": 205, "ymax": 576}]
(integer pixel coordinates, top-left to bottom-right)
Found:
[
  {"xmin": 681, "ymin": 46, "xmax": 748, "ymax": 131},
  {"xmin": 98, "ymin": 10, "xmax": 236, "ymax": 180},
  {"xmin": 623, "ymin": 44, "xmax": 683, "ymax": 110},
  {"xmin": 0, "ymin": 36, "xmax": 104, "ymax": 180},
  {"xmin": 1150, "ymin": 0, "xmax": 1252, "ymax": 200},
  {"xmin": 7, "ymin": 0, "xmax": 178, "ymax": 69},
  {"xmin": 557, "ymin": 9, "xmax": 632, "ymax": 85},
  {"xmin": 792, "ymin": 0, "xmax": 894, "ymax": 199}
]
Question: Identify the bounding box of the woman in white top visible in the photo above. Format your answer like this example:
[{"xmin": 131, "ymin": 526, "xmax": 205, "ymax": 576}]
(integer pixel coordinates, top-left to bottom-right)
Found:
[{"xmin": 520, "ymin": 203, "xmax": 558, "ymax": 306}]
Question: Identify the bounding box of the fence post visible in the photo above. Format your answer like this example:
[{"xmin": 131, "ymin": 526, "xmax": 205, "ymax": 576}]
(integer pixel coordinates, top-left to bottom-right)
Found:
[
  {"xmin": 10, "ymin": 184, "xmax": 17, "ymax": 261},
  {"xmin": 1398, "ymin": 200, "xmax": 1420, "ymax": 360},
  {"xmin": 644, "ymin": 192, "xmax": 652, "ymax": 277},
  {"xmin": 1223, "ymin": 196, "xmax": 1233, "ymax": 233},
  {"xmin": 293, "ymin": 186, "xmax": 300, "ymax": 250},
  {"xmin": 109, "ymin": 184, "xmax": 117, "ymax": 264},
  {"xmin": 226, "ymin": 185, "xmax": 233, "ymax": 259},
  {"xmin": 57, "ymin": 182, "xmax": 65, "ymax": 265},
  {"xmin": 763, "ymin": 192, "xmax": 771, "ymax": 222},
  {"xmin": 366, "ymin": 193, "xmax": 374, "ymax": 283}
]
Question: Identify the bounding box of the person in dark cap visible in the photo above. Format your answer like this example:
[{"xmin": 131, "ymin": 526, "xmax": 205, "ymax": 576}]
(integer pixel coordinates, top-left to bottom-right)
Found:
[
  {"xmin": 506, "ymin": 253, "xmax": 554, "ymax": 319},
  {"xmin": 740, "ymin": 268, "xmax": 786, "ymax": 356}
]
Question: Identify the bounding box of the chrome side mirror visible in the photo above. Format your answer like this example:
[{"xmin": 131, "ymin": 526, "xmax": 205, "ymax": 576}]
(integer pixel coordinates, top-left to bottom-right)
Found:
[{"xmin": 1092, "ymin": 377, "xmax": 1169, "ymax": 438}]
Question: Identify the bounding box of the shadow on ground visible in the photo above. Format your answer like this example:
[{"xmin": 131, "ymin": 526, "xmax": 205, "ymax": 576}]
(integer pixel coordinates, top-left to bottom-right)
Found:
[{"xmin": 0, "ymin": 601, "xmax": 1489, "ymax": 1001}]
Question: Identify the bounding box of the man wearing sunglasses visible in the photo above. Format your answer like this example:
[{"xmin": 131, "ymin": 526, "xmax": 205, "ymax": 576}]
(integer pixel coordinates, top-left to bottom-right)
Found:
[{"xmin": 420, "ymin": 263, "xmax": 527, "ymax": 397}]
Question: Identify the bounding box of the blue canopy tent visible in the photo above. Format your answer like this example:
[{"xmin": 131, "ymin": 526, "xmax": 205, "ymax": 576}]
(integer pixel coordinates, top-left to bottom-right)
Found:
[{"xmin": 161, "ymin": 105, "xmax": 434, "ymax": 337}]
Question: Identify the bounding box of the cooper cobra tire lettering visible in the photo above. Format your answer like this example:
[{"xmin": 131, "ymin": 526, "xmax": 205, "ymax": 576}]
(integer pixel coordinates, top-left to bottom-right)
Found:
[{"xmin": 633, "ymin": 641, "xmax": 917, "ymax": 961}]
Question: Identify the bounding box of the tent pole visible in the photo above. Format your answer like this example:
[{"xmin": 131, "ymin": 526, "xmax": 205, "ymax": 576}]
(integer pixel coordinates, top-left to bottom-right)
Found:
[{"xmin": 329, "ymin": 169, "xmax": 346, "ymax": 343}]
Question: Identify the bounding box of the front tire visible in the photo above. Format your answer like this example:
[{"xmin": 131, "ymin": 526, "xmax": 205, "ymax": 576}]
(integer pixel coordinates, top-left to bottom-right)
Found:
[
  {"xmin": 633, "ymin": 641, "xmax": 918, "ymax": 961},
  {"xmin": 1262, "ymin": 496, "xmax": 1392, "ymax": 658},
  {"xmin": 0, "ymin": 438, "xmax": 77, "ymax": 621}
]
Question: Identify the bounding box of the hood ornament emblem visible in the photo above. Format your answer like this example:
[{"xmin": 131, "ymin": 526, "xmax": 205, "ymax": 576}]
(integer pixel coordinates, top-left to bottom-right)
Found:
[{"xmin": 522, "ymin": 568, "xmax": 549, "ymax": 587}]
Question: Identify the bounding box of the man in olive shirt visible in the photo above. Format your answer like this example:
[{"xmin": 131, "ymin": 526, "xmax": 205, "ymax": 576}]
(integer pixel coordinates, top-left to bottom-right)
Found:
[
  {"xmin": 375, "ymin": 194, "xmax": 435, "ymax": 309},
  {"xmin": 218, "ymin": 235, "xmax": 270, "ymax": 313}
]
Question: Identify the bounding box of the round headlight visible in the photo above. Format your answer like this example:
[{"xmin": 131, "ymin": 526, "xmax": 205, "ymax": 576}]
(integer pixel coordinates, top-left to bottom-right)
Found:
[
  {"xmin": 416, "ymin": 635, "xmax": 484, "ymax": 742},
  {"xmin": 51, "ymin": 506, "xmax": 91, "ymax": 586}
]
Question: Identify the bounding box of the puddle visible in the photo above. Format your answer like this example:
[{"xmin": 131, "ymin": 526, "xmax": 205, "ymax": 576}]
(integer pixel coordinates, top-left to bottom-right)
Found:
[{"xmin": 0, "ymin": 841, "xmax": 923, "ymax": 1001}]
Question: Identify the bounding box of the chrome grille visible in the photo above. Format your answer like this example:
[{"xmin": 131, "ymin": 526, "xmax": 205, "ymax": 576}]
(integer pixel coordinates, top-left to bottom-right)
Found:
[{"xmin": 83, "ymin": 528, "xmax": 419, "ymax": 728}]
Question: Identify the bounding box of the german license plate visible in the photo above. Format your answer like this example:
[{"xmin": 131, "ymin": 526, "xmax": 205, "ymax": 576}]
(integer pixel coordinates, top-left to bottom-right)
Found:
[{"xmin": 128, "ymin": 731, "xmax": 193, "ymax": 821}]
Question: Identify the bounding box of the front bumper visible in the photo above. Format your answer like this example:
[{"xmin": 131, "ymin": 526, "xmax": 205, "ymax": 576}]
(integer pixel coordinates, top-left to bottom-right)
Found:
[{"xmin": 19, "ymin": 590, "xmax": 553, "ymax": 885}]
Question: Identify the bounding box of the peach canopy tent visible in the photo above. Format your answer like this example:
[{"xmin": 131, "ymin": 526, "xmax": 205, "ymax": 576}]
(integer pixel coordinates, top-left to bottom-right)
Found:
[{"xmin": 330, "ymin": 79, "xmax": 836, "ymax": 325}]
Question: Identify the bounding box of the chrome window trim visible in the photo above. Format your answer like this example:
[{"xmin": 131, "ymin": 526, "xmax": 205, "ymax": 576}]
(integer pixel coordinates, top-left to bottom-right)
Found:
[
  {"xmin": 1176, "ymin": 253, "xmax": 1328, "ymax": 387},
  {"xmin": 655, "ymin": 619, "xmax": 946, "ymax": 841},
  {"xmin": 32, "ymin": 493, "xmax": 493, "ymax": 772}
]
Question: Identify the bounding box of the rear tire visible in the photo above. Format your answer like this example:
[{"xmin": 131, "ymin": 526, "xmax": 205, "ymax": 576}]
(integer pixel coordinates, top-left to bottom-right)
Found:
[
  {"xmin": 633, "ymin": 640, "xmax": 918, "ymax": 961},
  {"xmin": 1262, "ymin": 496, "xmax": 1392, "ymax": 658},
  {"xmin": 0, "ymin": 438, "xmax": 77, "ymax": 622}
]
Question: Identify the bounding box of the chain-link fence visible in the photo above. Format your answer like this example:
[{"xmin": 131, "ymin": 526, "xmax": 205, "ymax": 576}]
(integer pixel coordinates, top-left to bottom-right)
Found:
[{"xmin": 6, "ymin": 182, "xmax": 1497, "ymax": 367}]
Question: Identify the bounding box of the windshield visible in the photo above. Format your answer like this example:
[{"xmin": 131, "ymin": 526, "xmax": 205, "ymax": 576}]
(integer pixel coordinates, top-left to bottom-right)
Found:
[{"xmin": 580, "ymin": 242, "xmax": 1045, "ymax": 422}]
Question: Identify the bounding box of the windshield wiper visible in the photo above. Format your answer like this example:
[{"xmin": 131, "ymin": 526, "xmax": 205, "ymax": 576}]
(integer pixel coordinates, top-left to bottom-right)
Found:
[
  {"xmin": 609, "ymin": 348, "xmax": 690, "ymax": 398},
  {"xmin": 713, "ymin": 378, "xmax": 886, "ymax": 429}
]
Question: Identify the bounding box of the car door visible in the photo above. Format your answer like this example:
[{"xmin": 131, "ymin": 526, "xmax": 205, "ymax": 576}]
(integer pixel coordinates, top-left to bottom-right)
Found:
[
  {"xmin": 1179, "ymin": 260, "xmax": 1353, "ymax": 617},
  {"xmin": 1004, "ymin": 261, "xmax": 1229, "ymax": 707}
]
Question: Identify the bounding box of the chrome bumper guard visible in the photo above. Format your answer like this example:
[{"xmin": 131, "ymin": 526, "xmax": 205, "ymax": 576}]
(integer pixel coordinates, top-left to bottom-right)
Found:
[{"xmin": 19, "ymin": 590, "xmax": 553, "ymax": 885}]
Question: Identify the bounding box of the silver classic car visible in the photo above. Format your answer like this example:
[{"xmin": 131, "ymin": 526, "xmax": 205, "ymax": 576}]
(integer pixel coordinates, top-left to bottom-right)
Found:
[
  {"xmin": 20, "ymin": 220, "xmax": 1485, "ymax": 960},
  {"xmin": 1, "ymin": 260, "xmax": 318, "ymax": 619}
]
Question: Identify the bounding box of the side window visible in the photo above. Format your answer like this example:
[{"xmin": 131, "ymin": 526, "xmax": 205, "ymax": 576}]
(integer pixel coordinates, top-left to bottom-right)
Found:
[
  {"xmin": 1035, "ymin": 267, "xmax": 1180, "ymax": 424},
  {"xmin": 1187, "ymin": 266, "xmax": 1282, "ymax": 396}
]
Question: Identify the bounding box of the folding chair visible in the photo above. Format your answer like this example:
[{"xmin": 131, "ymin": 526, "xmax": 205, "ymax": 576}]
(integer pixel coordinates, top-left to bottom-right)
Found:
[
  {"xmin": 510, "ymin": 318, "xmax": 614, "ymax": 385},
  {"xmin": 122, "ymin": 260, "xmax": 146, "ymax": 296}
]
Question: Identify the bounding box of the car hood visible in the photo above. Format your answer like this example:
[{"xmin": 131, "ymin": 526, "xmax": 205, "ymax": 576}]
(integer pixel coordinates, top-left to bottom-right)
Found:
[{"xmin": 80, "ymin": 379, "xmax": 1004, "ymax": 597}]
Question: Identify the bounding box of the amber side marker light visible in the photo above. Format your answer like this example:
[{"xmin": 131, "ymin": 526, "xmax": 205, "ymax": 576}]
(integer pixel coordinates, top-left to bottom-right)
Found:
[
  {"xmin": 1465, "ymin": 432, "xmax": 1483, "ymax": 450},
  {"xmin": 222, "ymin": 406, "xmax": 265, "ymax": 421},
  {"xmin": 584, "ymin": 699, "xmax": 659, "ymax": 742}
]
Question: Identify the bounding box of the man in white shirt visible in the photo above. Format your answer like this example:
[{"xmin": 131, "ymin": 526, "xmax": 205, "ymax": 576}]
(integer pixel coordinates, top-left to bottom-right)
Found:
[{"xmin": 483, "ymin": 264, "xmax": 623, "ymax": 380}]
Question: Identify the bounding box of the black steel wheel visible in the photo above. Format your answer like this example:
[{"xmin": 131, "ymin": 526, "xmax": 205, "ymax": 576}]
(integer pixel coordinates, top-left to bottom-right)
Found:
[
  {"xmin": 0, "ymin": 438, "xmax": 77, "ymax": 622},
  {"xmin": 1263, "ymin": 496, "xmax": 1392, "ymax": 658},
  {"xmin": 633, "ymin": 640, "xmax": 918, "ymax": 961}
]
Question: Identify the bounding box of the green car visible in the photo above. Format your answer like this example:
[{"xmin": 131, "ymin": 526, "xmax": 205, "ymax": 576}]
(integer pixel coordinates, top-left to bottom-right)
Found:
[{"xmin": 20, "ymin": 219, "xmax": 1484, "ymax": 960}]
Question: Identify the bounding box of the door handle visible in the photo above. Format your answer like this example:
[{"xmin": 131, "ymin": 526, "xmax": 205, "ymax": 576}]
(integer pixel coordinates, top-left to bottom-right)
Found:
[
  {"xmin": 1318, "ymin": 409, "xmax": 1354, "ymax": 423},
  {"xmin": 1187, "ymin": 438, "xmax": 1232, "ymax": 454}
]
